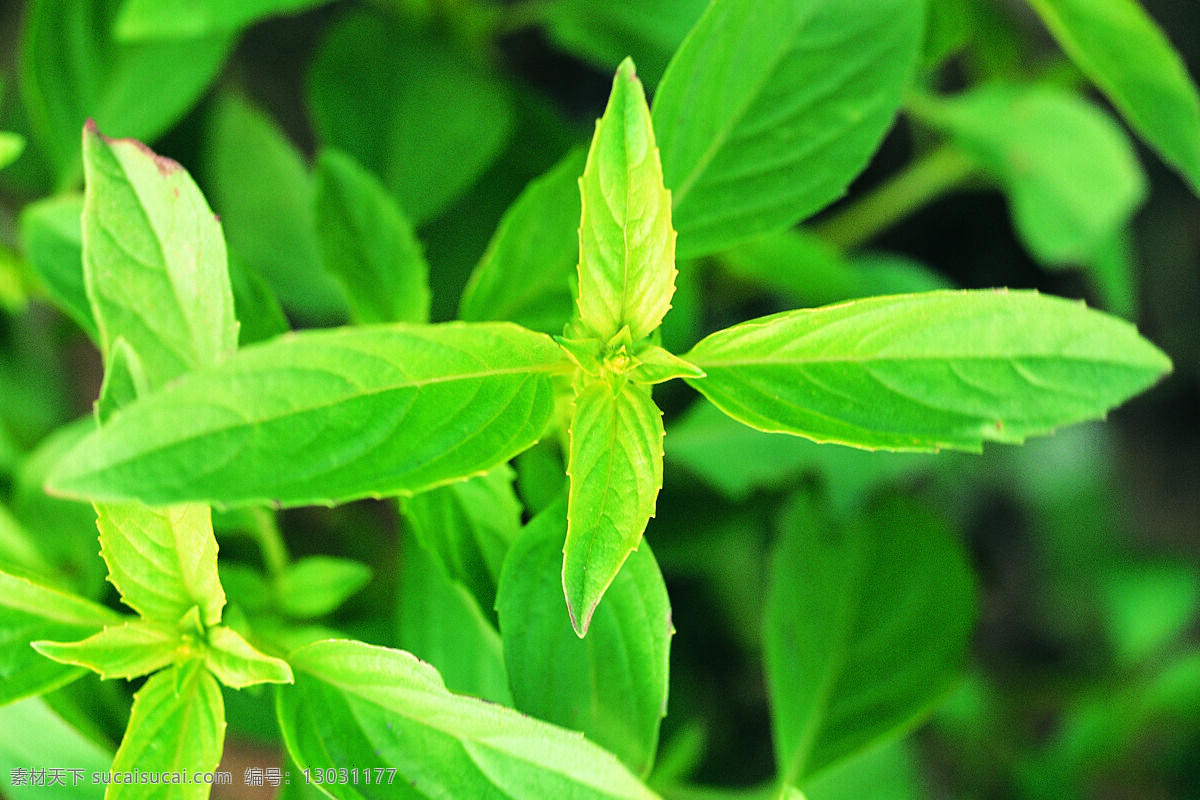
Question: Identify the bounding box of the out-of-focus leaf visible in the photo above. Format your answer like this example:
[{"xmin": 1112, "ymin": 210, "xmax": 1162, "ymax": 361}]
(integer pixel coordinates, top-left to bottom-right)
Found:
[
  {"xmin": 115, "ymin": 0, "xmax": 336, "ymax": 39},
  {"xmin": 274, "ymin": 556, "xmax": 372, "ymax": 619},
  {"xmin": 0, "ymin": 697, "xmax": 112, "ymax": 800}
]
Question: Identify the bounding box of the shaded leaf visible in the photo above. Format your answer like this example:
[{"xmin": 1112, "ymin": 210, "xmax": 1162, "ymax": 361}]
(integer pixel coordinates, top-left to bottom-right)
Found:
[
  {"xmin": 685, "ymin": 290, "xmax": 1172, "ymax": 452},
  {"xmin": 49, "ymin": 323, "xmax": 568, "ymax": 507},
  {"xmin": 564, "ymin": 379, "xmax": 664, "ymax": 636},
  {"xmin": 274, "ymin": 556, "xmax": 372, "ymax": 619},
  {"xmin": 18, "ymin": 194, "xmax": 95, "ymax": 339},
  {"xmin": 652, "ymin": 0, "xmax": 923, "ymax": 257}
]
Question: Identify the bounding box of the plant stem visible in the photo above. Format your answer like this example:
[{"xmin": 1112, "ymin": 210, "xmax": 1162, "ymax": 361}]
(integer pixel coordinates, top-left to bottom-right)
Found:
[
  {"xmin": 249, "ymin": 509, "xmax": 289, "ymax": 578},
  {"xmin": 813, "ymin": 143, "xmax": 979, "ymax": 252}
]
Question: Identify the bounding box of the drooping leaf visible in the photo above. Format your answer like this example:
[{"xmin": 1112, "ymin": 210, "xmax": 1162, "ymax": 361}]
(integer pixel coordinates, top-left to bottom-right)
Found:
[
  {"xmin": 765, "ymin": 494, "xmax": 975, "ymax": 784},
  {"xmin": 577, "ymin": 58, "xmax": 676, "ymax": 343},
  {"xmin": 274, "ymin": 556, "xmax": 373, "ymax": 619},
  {"xmin": 205, "ymin": 91, "xmax": 346, "ymax": 323},
  {"xmin": 459, "ymin": 147, "xmax": 586, "ymax": 334},
  {"xmin": 652, "ymin": 0, "xmax": 923, "ymax": 257},
  {"xmin": 684, "ymin": 290, "xmax": 1172, "ymax": 453},
  {"xmin": 115, "ymin": 0, "xmax": 336, "ymax": 39},
  {"xmin": 497, "ymin": 500, "xmax": 672, "ymax": 775},
  {"xmin": 0, "ymin": 132, "xmax": 24, "ymax": 170},
  {"xmin": 19, "ymin": 0, "xmax": 233, "ymax": 185},
  {"xmin": 33, "ymin": 619, "xmax": 183, "ymax": 680},
  {"xmin": 544, "ymin": 0, "xmax": 708, "ymax": 88},
  {"xmin": 278, "ymin": 639, "xmax": 660, "ymax": 800},
  {"xmin": 313, "ymin": 148, "xmax": 431, "ymax": 324},
  {"xmin": 107, "ymin": 661, "xmax": 225, "ymax": 800},
  {"xmin": 395, "ymin": 529, "xmax": 512, "ymax": 705},
  {"xmin": 912, "ymin": 85, "xmax": 1145, "ymax": 264},
  {"xmin": 82, "ymin": 122, "xmax": 237, "ymax": 390},
  {"xmin": 49, "ymin": 323, "xmax": 568, "ymax": 508},
  {"xmin": 17, "ymin": 194, "xmax": 94, "ymax": 339},
  {"xmin": 1025, "ymin": 0, "xmax": 1200, "ymax": 193},
  {"xmin": 96, "ymin": 502, "xmax": 225, "ymax": 627},
  {"xmin": 564, "ymin": 379, "xmax": 664, "ymax": 636},
  {"xmin": 0, "ymin": 696, "xmax": 113, "ymax": 800},
  {"xmin": 308, "ymin": 11, "xmax": 514, "ymax": 225},
  {"xmin": 0, "ymin": 569, "xmax": 123, "ymax": 706},
  {"xmin": 204, "ymin": 625, "xmax": 293, "ymax": 689},
  {"xmin": 400, "ymin": 465, "xmax": 523, "ymax": 616}
]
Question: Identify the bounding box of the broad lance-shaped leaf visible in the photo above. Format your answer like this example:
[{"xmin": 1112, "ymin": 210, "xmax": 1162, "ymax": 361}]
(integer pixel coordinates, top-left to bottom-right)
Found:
[
  {"xmin": 108, "ymin": 661, "xmax": 225, "ymax": 800},
  {"xmin": 498, "ymin": 500, "xmax": 672, "ymax": 776},
  {"xmin": 48, "ymin": 323, "xmax": 569, "ymax": 508},
  {"xmin": 577, "ymin": 57, "xmax": 676, "ymax": 343},
  {"xmin": 278, "ymin": 639, "xmax": 660, "ymax": 800},
  {"xmin": 1025, "ymin": 0, "xmax": 1200, "ymax": 194},
  {"xmin": 0, "ymin": 568, "xmax": 124, "ymax": 705},
  {"xmin": 313, "ymin": 148, "xmax": 431, "ymax": 324},
  {"xmin": 203, "ymin": 625, "xmax": 293, "ymax": 689},
  {"xmin": 652, "ymin": 0, "xmax": 922, "ymax": 258},
  {"xmin": 565, "ymin": 379, "xmax": 664, "ymax": 637},
  {"xmin": 82, "ymin": 122, "xmax": 237, "ymax": 391},
  {"xmin": 97, "ymin": 502, "xmax": 225, "ymax": 627},
  {"xmin": 766, "ymin": 495, "xmax": 975, "ymax": 785},
  {"xmin": 684, "ymin": 290, "xmax": 1172, "ymax": 453},
  {"xmin": 33, "ymin": 619, "xmax": 183, "ymax": 681}
]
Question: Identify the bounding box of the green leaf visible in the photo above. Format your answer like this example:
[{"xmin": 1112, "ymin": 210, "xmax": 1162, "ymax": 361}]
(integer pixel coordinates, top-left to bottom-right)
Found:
[
  {"xmin": 115, "ymin": 0, "xmax": 336, "ymax": 39},
  {"xmin": 108, "ymin": 662, "xmax": 225, "ymax": 800},
  {"xmin": 1025, "ymin": 0, "xmax": 1200, "ymax": 193},
  {"xmin": 577, "ymin": 58, "xmax": 676, "ymax": 343},
  {"xmin": 765, "ymin": 494, "xmax": 975, "ymax": 784},
  {"xmin": 801, "ymin": 738, "xmax": 921, "ymax": 800},
  {"xmin": 497, "ymin": 500, "xmax": 672, "ymax": 776},
  {"xmin": 313, "ymin": 148, "xmax": 431, "ymax": 324},
  {"xmin": 94, "ymin": 337, "xmax": 147, "ymax": 425},
  {"xmin": 17, "ymin": 194, "xmax": 95, "ymax": 339},
  {"xmin": 922, "ymin": 0, "xmax": 972, "ymax": 70},
  {"xmin": 96, "ymin": 502, "xmax": 225, "ymax": 627},
  {"xmin": 685, "ymin": 290, "xmax": 1172, "ymax": 453},
  {"xmin": 205, "ymin": 91, "xmax": 346, "ymax": 323},
  {"xmin": 33, "ymin": 619, "xmax": 183, "ymax": 680},
  {"xmin": 278, "ymin": 639, "xmax": 660, "ymax": 800},
  {"xmin": 49, "ymin": 323, "xmax": 568, "ymax": 507},
  {"xmin": 652, "ymin": 0, "xmax": 923, "ymax": 258},
  {"xmin": 395, "ymin": 529, "xmax": 512, "ymax": 705},
  {"xmin": 544, "ymin": 0, "xmax": 708, "ymax": 88},
  {"xmin": 564, "ymin": 379, "xmax": 664, "ymax": 637},
  {"xmin": 0, "ymin": 132, "xmax": 24, "ymax": 170},
  {"xmin": 308, "ymin": 11, "xmax": 514, "ymax": 225},
  {"xmin": 0, "ymin": 503, "xmax": 55, "ymax": 579},
  {"xmin": 204, "ymin": 625, "xmax": 293, "ymax": 688},
  {"xmin": 19, "ymin": 0, "xmax": 233, "ymax": 185},
  {"xmin": 459, "ymin": 147, "xmax": 586, "ymax": 335},
  {"xmin": 0, "ymin": 568, "xmax": 123, "ymax": 705},
  {"xmin": 0, "ymin": 697, "xmax": 113, "ymax": 800},
  {"xmin": 82, "ymin": 122, "xmax": 237, "ymax": 391},
  {"xmin": 912, "ymin": 85, "xmax": 1146, "ymax": 264},
  {"xmin": 627, "ymin": 343, "xmax": 704, "ymax": 385},
  {"xmin": 274, "ymin": 557, "xmax": 372, "ymax": 619}
]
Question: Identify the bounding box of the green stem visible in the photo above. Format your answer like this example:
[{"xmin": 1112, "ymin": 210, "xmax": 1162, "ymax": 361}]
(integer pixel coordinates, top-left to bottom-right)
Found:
[
  {"xmin": 813, "ymin": 144, "xmax": 979, "ymax": 252},
  {"xmin": 249, "ymin": 509, "xmax": 289, "ymax": 578}
]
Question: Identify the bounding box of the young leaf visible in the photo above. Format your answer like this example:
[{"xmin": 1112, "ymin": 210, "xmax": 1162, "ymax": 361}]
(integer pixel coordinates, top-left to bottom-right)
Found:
[
  {"xmin": 0, "ymin": 569, "xmax": 124, "ymax": 705},
  {"xmin": 96, "ymin": 502, "xmax": 225, "ymax": 627},
  {"xmin": 204, "ymin": 625, "xmax": 293, "ymax": 689},
  {"xmin": 308, "ymin": 11, "xmax": 514, "ymax": 225},
  {"xmin": 1025, "ymin": 0, "xmax": 1200, "ymax": 193},
  {"xmin": 912, "ymin": 85, "xmax": 1146, "ymax": 265},
  {"xmin": 108, "ymin": 661, "xmax": 225, "ymax": 800},
  {"xmin": 652, "ymin": 0, "xmax": 923, "ymax": 257},
  {"xmin": 0, "ymin": 132, "xmax": 24, "ymax": 170},
  {"xmin": 313, "ymin": 148, "xmax": 431, "ymax": 324},
  {"xmin": 684, "ymin": 290, "xmax": 1172, "ymax": 453},
  {"xmin": 400, "ymin": 465, "xmax": 523, "ymax": 617},
  {"xmin": 82, "ymin": 122, "xmax": 237, "ymax": 391},
  {"xmin": 564, "ymin": 379, "xmax": 664, "ymax": 637},
  {"xmin": 18, "ymin": 194, "xmax": 95, "ymax": 339},
  {"xmin": 576, "ymin": 58, "xmax": 676, "ymax": 343},
  {"xmin": 273, "ymin": 556, "xmax": 372, "ymax": 619},
  {"xmin": 33, "ymin": 620, "xmax": 183, "ymax": 680},
  {"xmin": 395, "ymin": 529, "xmax": 512, "ymax": 705},
  {"xmin": 498, "ymin": 500, "xmax": 672, "ymax": 776},
  {"xmin": 278, "ymin": 639, "xmax": 660, "ymax": 800},
  {"xmin": 115, "ymin": 0, "xmax": 336, "ymax": 39},
  {"xmin": 628, "ymin": 343, "xmax": 704, "ymax": 385},
  {"xmin": 49, "ymin": 323, "xmax": 569, "ymax": 508},
  {"xmin": 459, "ymin": 147, "xmax": 586, "ymax": 335},
  {"xmin": 765, "ymin": 495, "xmax": 975, "ymax": 784},
  {"xmin": 19, "ymin": 0, "xmax": 233, "ymax": 184}
]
